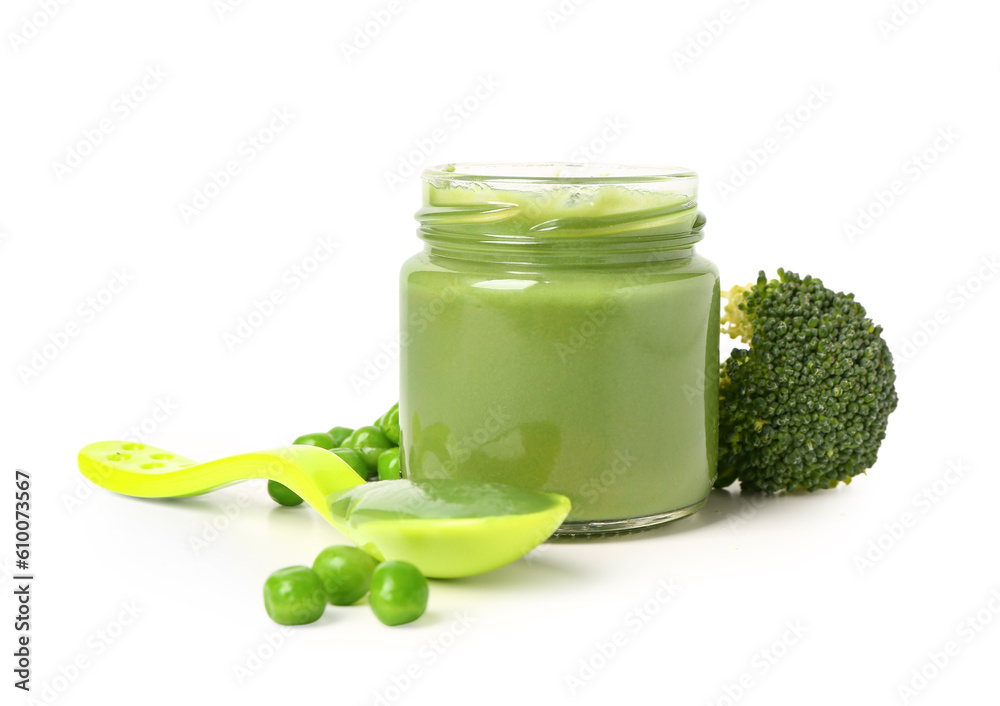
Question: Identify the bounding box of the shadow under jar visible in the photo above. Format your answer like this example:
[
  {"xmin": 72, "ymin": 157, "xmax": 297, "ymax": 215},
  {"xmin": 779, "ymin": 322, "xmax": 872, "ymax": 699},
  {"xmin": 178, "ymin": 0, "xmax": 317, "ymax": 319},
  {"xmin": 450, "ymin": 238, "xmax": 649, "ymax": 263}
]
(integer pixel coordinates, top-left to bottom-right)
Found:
[{"xmin": 399, "ymin": 163, "xmax": 719, "ymax": 535}]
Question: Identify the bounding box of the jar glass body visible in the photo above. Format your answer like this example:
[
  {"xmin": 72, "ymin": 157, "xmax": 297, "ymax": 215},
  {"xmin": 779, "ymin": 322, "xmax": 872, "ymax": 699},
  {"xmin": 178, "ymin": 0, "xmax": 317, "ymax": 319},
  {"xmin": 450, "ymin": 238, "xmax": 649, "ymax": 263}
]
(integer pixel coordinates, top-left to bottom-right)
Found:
[{"xmin": 400, "ymin": 164, "xmax": 719, "ymax": 534}]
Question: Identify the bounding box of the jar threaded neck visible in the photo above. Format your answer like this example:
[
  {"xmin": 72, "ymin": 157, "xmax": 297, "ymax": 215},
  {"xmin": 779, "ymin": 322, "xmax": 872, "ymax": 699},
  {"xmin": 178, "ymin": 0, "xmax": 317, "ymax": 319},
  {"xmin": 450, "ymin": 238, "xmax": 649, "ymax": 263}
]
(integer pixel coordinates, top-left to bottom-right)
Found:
[{"xmin": 416, "ymin": 163, "xmax": 704, "ymax": 264}]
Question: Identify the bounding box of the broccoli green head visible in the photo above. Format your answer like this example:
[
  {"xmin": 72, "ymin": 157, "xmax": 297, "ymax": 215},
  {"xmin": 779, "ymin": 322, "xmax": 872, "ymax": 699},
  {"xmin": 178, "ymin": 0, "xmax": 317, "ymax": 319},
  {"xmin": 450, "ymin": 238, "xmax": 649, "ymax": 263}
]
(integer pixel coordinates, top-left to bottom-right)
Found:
[{"xmin": 716, "ymin": 269, "xmax": 898, "ymax": 493}]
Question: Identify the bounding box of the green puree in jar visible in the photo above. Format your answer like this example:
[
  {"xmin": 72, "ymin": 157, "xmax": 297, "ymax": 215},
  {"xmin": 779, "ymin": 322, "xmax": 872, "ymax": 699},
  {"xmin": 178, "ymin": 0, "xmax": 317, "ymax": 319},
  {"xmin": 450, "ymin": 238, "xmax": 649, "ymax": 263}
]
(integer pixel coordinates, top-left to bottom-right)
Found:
[{"xmin": 401, "ymin": 164, "xmax": 719, "ymax": 533}]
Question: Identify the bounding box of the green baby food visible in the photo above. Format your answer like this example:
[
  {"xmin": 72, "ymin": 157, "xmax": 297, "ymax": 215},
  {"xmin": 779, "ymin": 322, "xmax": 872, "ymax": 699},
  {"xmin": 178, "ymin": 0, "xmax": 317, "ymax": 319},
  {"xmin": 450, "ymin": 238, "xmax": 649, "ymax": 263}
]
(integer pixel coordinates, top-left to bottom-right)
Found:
[{"xmin": 402, "ymin": 166, "xmax": 718, "ymax": 528}]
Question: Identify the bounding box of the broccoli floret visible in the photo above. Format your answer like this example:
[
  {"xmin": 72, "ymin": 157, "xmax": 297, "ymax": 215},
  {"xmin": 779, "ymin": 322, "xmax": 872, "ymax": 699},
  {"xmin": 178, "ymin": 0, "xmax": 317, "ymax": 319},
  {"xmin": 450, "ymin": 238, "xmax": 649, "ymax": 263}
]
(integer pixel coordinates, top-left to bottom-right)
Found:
[{"xmin": 715, "ymin": 269, "xmax": 898, "ymax": 493}]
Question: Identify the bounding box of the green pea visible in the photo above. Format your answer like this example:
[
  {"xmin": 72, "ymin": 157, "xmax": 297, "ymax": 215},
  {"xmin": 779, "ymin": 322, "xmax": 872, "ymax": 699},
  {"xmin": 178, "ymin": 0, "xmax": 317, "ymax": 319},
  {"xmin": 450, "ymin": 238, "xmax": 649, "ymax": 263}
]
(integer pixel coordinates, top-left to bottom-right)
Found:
[
  {"xmin": 293, "ymin": 432, "xmax": 337, "ymax": 449},
  {"xmin": 263, "ymin": 566, "xmax": 326, "ymax": 625},
  {"xmin": 369, "ymin": 561, "xmax": 428, "ymax": 626},
  {"xmin": 267, "ymin": 480, "xmax": 303, "ymax": 506},
  {"xmin": 343, "ymin": 425, "xmax": 394, "ymax": 472},
  {"xmin": 330, "ymin": 448, "xmax": 368, "ymax": 480},
  {"xmin": 312, "ymin": 546, "xmax": 378, "ymax": 605},
  {"xmin": 375, "ymin": 403, "xmax": 401, "ymax": 446},
  {"xmin": 327, "ymin": 426, "xmax": 354, "ymax": 447},
  {"xmin": 377, "ymin": 447, "xmax": 402, "ymax": 481}
]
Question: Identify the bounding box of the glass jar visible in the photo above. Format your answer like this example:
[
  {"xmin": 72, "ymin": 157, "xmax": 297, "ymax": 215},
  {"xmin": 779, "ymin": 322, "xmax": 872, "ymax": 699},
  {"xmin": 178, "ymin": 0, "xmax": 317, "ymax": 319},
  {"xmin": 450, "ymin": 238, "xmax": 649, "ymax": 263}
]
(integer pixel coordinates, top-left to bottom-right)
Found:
[{"xmin": 399, "ymin": 163, "xmax": 719, "ymax": 535}]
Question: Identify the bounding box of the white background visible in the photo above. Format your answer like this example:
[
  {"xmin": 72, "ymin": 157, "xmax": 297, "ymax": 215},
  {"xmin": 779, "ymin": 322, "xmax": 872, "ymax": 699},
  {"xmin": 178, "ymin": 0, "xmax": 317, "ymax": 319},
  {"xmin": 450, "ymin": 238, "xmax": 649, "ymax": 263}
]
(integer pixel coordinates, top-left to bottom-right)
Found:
[{"xmin": 2, "ymin": 0, "xmax": 998, "ymax": 704}]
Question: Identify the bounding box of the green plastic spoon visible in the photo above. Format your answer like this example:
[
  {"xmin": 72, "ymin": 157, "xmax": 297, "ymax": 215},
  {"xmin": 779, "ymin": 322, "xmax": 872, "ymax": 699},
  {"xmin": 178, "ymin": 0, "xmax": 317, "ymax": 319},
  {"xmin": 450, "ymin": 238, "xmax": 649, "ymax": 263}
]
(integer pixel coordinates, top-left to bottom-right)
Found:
[{"xmin": 77, "ymin": 440, "xmax": 570, "ymax": 578}]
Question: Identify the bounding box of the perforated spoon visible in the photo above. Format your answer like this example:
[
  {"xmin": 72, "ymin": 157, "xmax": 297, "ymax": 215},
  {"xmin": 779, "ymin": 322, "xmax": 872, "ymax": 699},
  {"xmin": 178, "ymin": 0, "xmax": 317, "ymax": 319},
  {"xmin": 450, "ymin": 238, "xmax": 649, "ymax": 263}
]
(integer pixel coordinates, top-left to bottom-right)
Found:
[{"xmin": 78, "ymin": 440, "xmax": 570, "ymax": 578}]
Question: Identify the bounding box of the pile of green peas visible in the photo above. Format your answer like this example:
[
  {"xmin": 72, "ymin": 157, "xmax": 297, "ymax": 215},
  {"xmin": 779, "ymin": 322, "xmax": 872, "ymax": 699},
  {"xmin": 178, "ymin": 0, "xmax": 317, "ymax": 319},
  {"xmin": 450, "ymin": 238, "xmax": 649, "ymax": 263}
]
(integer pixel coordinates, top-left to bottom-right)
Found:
[
  {"xmin": 267, "ymin": 402, "xmax": 402, "ymax": 507},
  {"xmin": 263, "ymin": 547, "xmax": 428, "ymax": 627}
]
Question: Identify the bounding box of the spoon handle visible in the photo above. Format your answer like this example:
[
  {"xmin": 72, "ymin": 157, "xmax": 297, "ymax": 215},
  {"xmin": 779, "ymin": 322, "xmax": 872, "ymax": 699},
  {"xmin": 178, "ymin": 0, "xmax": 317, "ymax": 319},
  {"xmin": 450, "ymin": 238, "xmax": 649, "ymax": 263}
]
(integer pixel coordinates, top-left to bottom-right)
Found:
[{"xmin": 77, "ymin": 440, "xmax": 366, "ymax": 524}]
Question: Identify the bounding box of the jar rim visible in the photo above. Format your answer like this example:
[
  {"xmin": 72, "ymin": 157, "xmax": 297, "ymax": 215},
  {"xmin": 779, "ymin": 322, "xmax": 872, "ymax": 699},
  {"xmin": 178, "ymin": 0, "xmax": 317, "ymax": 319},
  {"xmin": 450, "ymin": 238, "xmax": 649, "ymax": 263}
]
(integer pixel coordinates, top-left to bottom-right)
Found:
[{"xmin": 423, "ymin": 162, "xmax": 697, "ymax": 186}]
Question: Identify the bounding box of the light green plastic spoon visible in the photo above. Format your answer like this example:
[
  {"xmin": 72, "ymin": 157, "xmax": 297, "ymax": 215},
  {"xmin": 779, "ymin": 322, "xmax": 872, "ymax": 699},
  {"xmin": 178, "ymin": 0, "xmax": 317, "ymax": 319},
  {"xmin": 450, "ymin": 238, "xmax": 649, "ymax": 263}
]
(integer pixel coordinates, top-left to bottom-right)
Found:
[{"xmin": 77, "ymin": 440, "xmax": 570, "ymax": 578}]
